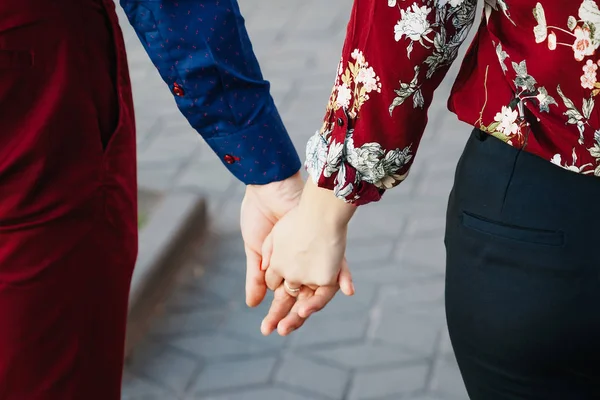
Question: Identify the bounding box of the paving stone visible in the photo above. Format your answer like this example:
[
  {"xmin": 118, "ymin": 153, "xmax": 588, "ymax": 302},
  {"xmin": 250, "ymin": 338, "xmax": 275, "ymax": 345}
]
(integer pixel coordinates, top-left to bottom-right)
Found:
[
  {"xmin": 430, "ymin": 357, "xmax": 468, "ymax": 400},
  {"xmin": 191, "ymin": 357, "xmax": 277, "ymax": 394},
  {"xmin": 201, "ymin": 387, "xmax": 318, "ymax": 400},
  {"xmin": 275, "ymin": 355, "xmax": 349, "ymax": 400},
  {"xmin": 348, "ymin": 203, "xmax": 407, "ymax": 240},
  {"xmin": 349, "ymin": 363, "xmax": 429, "ymax": 400},
  {"xmin": 138, "ymin": 132, "xmax": 200, "ymax": 165},
  {"xmin": 415, "ymin": 175, "xmax": 455, "ymax": 199},
  {"xmin": 126, "ymin": 345, "xmax": 199, "ymax": 395},
  {"xmin": 165, "ymin": 284, "xmax": 224, "ymax": 312},
  {"xmin": 324, "ymin": 281, "xmax": 378, "ymax": 315},
  {"xmin": 373, "ymin": 309, "xmax": 444, "ymax": 356},
  {"xmin": 176, "ymin": 157, "xmax": 236, "ymax": 195},
  {"xmin": 121, "ymin": 371, "xmax": 175, "ymax": 399},
  {"xmin": 289, "ymin": 312, "xmax": 368, "ymax": 348},
  {"xmin": 404, "ymin": 216, "xmax": 448, "ymax": 239},
  {"xmin": 344, "ymin": 238, "xmax": 396, "ymax": 267},
  {"xmin": 309, "ymin": 342, "xmax": 424, "ymax": 370},
  {"xmin": 378, "ymin": 279, "xmax": 446, "ymax": 307},
  {"xmin": 407, "ymin": 395, "xmax": 445, "ymax": 400},
  {"xmin": 137, "ymin": 163, "xmax": 181, "ymax": 192},
  {"xmin": 195, "ymin": 268, "xmax": 247, "ymax": 305},
  {"xmin": 350, "ymin": 263, "xmax": 443, "ymax": 286},
  {"xmin": 172, "ymin": 332, "xmax": 278, "ymax": 360},
  {"xmin": 148, "ymin": 308, "xmax": 226, "ymax": 337},
  {"xmin": 220, "ymin": 306, "xmax": 288, "ymax": 348},
  {"xmin": 438, "ymin": 326, "xmax": 455, "ymax": 360},
  {"xmin": 395, "ymin": 236, "xmax": 448, "ymax": 273}
]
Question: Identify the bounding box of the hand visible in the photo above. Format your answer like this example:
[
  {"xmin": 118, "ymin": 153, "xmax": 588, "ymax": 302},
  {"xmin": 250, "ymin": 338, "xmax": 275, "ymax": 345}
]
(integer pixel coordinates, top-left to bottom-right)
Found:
[
  {"xmin": 257, "ymin": 180, "xmax": 356, "ymax": 336},
  {"xmin": 241, "ymin": 172, "xmax": 303, "ymax": 307},
  {"xmin": 261, "ymin": 179, "xmax": 356, "ymax": 294},
  {"xmin": 260, "ymin": 284, "xmax": 343, "ymax": 336}
]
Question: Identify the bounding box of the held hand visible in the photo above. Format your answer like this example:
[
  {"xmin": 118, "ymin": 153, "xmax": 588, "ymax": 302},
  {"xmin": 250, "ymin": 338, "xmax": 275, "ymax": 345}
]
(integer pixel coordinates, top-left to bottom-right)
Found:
[
  {"xmin": 258, "ymin": 210, "xmax": 353, "ymax": 335},
  {"xmin": 261, "ymin": 204, "xmax": 354, "ymax": 293},
  {"xmin": 241, "ymin": 172, "xmax": 303, "ymax": 307},
  {"xmin": 260, "ymin": 283, "xmax": 345, "ymax": 336},
  {"xmin": 258, "ymin": 180, "xmax": 357, "ymax": 336}
]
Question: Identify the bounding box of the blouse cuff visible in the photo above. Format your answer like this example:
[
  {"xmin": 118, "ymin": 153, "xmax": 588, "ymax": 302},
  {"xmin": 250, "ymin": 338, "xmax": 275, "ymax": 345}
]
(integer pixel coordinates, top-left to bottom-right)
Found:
[{"xmin": 305, "ymin": 130, "xmax": 409, "ymax": 206}]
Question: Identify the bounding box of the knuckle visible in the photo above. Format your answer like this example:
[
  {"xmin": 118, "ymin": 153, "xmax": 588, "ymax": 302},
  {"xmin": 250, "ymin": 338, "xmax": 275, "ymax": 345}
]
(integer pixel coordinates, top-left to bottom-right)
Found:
[{"xmin": 313, "ymin": 273, "xmax": 335, "ymax": 287}]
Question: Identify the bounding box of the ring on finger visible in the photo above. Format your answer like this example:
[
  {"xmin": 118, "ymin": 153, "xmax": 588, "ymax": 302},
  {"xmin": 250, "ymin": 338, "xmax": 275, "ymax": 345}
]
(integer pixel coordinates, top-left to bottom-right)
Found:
[{"xmin": 284, "ymin": 281, "xmax": 301, "ymax": 294}]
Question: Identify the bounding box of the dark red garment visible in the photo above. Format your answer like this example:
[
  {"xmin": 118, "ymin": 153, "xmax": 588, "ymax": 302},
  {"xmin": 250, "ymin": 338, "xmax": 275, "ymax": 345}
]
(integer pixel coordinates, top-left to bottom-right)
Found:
[
  {"xmin": 0, "ymin": 0, "xmax": 137, "ymax": 398},
  {"xmin": 307, "ymin": 0, "xmax": 600, "ymax": 205}
]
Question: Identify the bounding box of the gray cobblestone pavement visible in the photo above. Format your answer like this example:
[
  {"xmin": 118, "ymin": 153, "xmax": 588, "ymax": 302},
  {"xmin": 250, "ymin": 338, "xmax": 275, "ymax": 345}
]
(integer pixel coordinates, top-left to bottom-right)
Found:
[{"xmin": 118, "ymin": 1, "xmax": 478, "ymax": 399}]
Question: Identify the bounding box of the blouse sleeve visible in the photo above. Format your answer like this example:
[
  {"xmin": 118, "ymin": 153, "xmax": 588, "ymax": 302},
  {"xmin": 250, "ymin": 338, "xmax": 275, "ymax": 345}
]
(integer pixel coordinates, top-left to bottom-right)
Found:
[{"xmin": 305, "ymin": 0, "xmax": 478, "ymax": 205}]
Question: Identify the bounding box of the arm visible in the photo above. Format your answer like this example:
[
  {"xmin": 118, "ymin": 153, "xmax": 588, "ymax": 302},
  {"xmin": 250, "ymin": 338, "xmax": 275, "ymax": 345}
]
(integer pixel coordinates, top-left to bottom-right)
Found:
[
  {"xmin": 119, "ymin": 0, "xmax": 301, "ymax": 184},
  {"xmin": 261, "ymin": 0, "xmax": 479, "ymax": 335},
  {"xmin": 306, "ymin": 0, "xmax": 478, "ymax": 205}
]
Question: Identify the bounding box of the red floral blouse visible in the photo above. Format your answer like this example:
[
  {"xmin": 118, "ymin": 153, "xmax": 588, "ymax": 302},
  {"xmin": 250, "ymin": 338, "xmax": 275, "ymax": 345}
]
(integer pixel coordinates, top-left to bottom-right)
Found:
[{"xmin": 306, "ymin": 0, "xmax": 600, "ymax": 205}]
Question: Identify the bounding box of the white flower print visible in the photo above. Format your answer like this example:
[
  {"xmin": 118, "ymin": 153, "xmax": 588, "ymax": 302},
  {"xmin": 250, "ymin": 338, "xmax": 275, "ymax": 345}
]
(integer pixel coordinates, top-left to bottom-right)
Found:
[
  {"xmin": 494, "ymin": 106, "xmax": 519, "ymax": 136},
  {"xmin": 389, "ymin": 0, "xmax": 476, "ymax": 112},
  {"xmin": 535, "ymin": 87, "xmax": 558, "ymax": 113},
  {"xmin": 551, "ymin": 149, "xmax": 593, "ymax": 173},
  {"xmin": 573, "ymin": 26, "xmax": 595, "ymax": 61},
  {"xmin": 335, "ymin": 83, "xmax": 352, "ymax": 109},
  {"xmin": 588, "ymin": 130, "xmax": 600, "ymax": 175},
  {"xmin": 436, "ymin": 0, "xmax": 465, "ymax": 7},
  {"xmin": 495, "ymin": 43, "xmax": 509, "ymax": 73},
  {"xmin": 334, "ymin": 163, "xmax": 354, "ymax": 200},
  {"xmin": 324, "ymin": 140, "xmax": 345, "ymax": 178},
  {"xmin": 321, "ymin": 49, "xmax": 382, "ymax": 128},
  {"xmin": 556, "ymin": 84, "xmax": 594, "ymax": 144},
  {"xmin": 533, "ymin": 3, "xmax": 548, "ymax": 43},
  {"xmin": 394, "ymin": 4, "xmax": 433, "ymax": 42},
  {"xmin": 534, "ymin": 1, "xmax": 600, "ymax": 60},
  {"xmin": 306, "ymin": 132, "xmax": 348, "ymax": 183},
  {"xmin": 305, "ymin": 132, "xmax": 329, "ymax": 184},
  {"xmin": 548, "ymin": 32, "xmax": 557, "ymax": 50},
  {"xmin": 345, "ymin": 136, "xmax": 413, "ymax": 189},
  {"xmin": 351, "ymin": 49, "xmax": 366, "ymax": 65},
  {"xmin": 356, "ymin": 66, "xmax": 381, "ymax": 93},
  {"xmin": 550, "ymin": 153, "xmax": 562, "ymax": 166},
  {"xmin": 306, "ymin": 128, "xmax": 414, "ymax": 200},
  {"xmin": 578, "ymin": 0, "xmax": 600, "ymax": 47},
  {"xmin": 388, "ymin": 0, "xmax": 397, "ymax": 6},
  {"xmin": 581, "ymin": 59, "xmax": 598, "ymax": 89},
  {"xmin": 512, "ymin": 61, "xmax": 537, "ymax": 92},
  {"xmin": 484, "ymin": 0, "xmax": 515, "ymax": 26}
]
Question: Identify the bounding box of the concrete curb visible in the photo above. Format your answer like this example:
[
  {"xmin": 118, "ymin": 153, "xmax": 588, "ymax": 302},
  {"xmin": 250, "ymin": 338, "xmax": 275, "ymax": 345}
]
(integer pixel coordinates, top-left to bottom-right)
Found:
[{"xmin": 125, "ymin": 190, "xmax": 207, "ymax": 357}]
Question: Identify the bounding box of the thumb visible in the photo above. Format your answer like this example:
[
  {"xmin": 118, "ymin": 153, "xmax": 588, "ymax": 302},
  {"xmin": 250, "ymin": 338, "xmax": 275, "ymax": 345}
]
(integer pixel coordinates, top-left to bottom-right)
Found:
[
  {"xmin": 261, "ymin": 230, "xmax": 274, "ymax": 271},
  {"xmin": 244, "ymin": 245, "xmax": 267, "ymax": 307},
  {"xmin": 338, "ymin": 257, "xmax": 354, "ymax": 296}
]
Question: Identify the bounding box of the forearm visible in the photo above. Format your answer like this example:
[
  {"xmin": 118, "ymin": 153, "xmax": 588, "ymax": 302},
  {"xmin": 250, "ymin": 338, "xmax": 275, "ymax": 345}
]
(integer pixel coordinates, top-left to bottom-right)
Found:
[
  {"xmin": 298, "ymin": 180, "xmax": 356, "ymax": 228},
  {"xmin": 120, "ymin": 0, "xmax": 301, "ymax": 184}
]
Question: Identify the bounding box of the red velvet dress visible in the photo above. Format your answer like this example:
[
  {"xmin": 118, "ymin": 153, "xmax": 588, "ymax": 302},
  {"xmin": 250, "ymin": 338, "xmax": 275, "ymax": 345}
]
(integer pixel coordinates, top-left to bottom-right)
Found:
[{"xmin": 0, "ymin": 1, "xmax": 137, "ymax": 398}]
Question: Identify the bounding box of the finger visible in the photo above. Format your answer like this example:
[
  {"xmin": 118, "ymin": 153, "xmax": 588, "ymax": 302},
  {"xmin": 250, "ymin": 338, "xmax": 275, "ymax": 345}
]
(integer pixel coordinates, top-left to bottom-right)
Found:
[
  {"xmin": 260, "ymin": 231, "xmax": 274, "ymax": 271},
  {"xmin": 261, "ymin": 285, "xmax": 296, "ymax": 336},
  {"xmin": 265, "ymin": 267, "xmax": 283, "ymax": 291},
  {"xmin": 283, "ymin": 280, "xmax": 303, "ymax": 298},
  {"xmin": 244, "ymin": 246, "xmax": 268, "ymax": 307},
  {"xmin": 338, "ymin": 258, "xmax": 355, "ymax": 297},
  {"xmin": 296, "ymin": 285, "xmax": 339, "ymax": 319},
  {"xmin": 277, "ymin": 287, "xmax": 314, "ymax": 336}
]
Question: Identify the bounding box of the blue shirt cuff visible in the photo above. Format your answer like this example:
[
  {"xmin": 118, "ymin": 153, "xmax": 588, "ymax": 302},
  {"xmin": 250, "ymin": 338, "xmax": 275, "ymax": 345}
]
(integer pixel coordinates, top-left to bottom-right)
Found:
[{"xmin": 204, "ymin": 109, "xmax": 301, "ymax": 185}]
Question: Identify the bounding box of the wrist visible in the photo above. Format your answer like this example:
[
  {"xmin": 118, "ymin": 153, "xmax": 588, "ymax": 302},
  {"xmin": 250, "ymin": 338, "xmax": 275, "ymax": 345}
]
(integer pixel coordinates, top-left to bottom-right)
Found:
[
  {"xmin": 245, "ymin": 172, "xmax": 304, "ymax": 216},
  {"xmin": 298, "ymin": 179, "xmax": 356, "ymax": 228}
]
